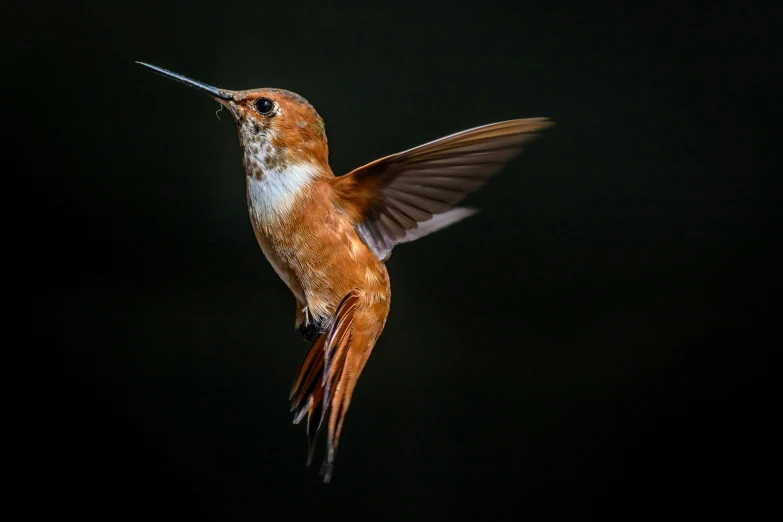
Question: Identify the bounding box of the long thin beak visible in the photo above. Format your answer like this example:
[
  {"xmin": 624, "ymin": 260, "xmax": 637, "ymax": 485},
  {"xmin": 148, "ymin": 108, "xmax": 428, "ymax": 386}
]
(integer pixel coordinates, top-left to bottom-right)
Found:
[{"xmin": 135, "ymin": 62, "xmax": 233, "ymax": 100}]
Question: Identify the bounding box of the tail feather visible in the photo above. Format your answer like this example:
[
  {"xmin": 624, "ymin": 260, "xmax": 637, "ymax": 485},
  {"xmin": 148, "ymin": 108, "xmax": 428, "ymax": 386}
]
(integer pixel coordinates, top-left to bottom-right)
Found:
[
  {"xmin": 322, "ymin": 342, "xmax": 368, "ymax": 482},
  {"xmin": 322, "ymin": 295, "xmax": 359, "ymax": 408},
  {"xmin": 289, "ymin": 334, "xmax": 325, "ymax": 424},
  {"xmin": 289, "ymin": 335, "xmax": 323, "ymax": 402},
  {"xmin": 289, "ymin": 291, "xmax": 370, "ymax": 482}
]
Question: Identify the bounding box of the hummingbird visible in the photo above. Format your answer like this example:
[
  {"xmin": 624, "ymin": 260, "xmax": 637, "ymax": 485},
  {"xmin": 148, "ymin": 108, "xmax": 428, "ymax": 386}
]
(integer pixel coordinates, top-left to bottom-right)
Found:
[{"xmin": 136, "ymin": 61, "xmax": 553, "ymax": 482}]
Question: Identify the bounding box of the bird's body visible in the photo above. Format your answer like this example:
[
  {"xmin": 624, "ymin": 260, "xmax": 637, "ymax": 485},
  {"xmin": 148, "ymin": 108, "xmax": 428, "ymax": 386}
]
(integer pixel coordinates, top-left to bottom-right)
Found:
[
  {"xmin": 247, "ymin": 175, "xmax": 391, "ymax": 333},
  {"xmin": 137, "ymin": 62, "xmax": 553, "ymax": 481}
]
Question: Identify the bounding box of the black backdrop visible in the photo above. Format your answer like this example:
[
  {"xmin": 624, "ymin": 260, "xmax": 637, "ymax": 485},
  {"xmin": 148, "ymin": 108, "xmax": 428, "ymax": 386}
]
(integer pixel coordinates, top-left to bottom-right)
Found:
[{"xmin": 9, "ymin": 1, "xmax": 777, "ymax": 520}]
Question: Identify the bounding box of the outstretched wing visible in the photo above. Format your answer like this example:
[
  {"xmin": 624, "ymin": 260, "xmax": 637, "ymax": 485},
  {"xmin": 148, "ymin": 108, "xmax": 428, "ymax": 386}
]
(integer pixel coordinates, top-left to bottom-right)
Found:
[{"xmin": 330, "ymin": 118, "xmax": 554, "ymax": 260}]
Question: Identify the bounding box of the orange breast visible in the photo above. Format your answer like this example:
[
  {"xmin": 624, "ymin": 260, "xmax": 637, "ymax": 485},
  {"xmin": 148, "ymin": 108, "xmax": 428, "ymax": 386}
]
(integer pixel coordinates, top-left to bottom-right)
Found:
[{"xmin": 248, "ymin": 178, "xmax": 390, "ymax": 327}]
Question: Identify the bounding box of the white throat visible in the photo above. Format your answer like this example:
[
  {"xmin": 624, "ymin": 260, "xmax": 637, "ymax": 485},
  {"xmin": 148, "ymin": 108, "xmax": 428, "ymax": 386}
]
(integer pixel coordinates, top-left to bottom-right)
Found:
[{"xmin": 246, "ymin": 160, "xmax": 319, "ymax": 225}]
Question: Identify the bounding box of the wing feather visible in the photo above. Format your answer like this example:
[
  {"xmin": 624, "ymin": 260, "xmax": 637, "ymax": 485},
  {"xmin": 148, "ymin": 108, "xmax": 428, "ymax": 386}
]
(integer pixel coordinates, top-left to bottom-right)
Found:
[{"xmin": 331, "ymin": 118, "xmax": 554, "ymax": 260}]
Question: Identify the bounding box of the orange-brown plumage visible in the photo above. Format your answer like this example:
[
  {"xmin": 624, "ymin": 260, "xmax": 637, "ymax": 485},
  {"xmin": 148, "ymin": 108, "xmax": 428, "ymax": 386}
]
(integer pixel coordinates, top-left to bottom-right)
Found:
[{"xmin": 136, "ymin": 62, "xmax": 553, "ymax": 482}]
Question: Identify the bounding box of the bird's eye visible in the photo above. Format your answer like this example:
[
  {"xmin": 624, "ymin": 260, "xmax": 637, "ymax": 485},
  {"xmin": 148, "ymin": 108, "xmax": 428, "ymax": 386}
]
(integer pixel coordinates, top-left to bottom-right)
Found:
[{"xmin": 254, "ymin": 98, "xmax": 275, "ymax": 115}]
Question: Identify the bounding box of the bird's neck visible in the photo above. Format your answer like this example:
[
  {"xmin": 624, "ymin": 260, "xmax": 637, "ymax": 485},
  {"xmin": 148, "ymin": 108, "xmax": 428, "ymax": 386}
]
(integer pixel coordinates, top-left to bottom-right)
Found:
[{"xmin": 243, "ymin": 145, "xmax": 329, "ymax": 227}]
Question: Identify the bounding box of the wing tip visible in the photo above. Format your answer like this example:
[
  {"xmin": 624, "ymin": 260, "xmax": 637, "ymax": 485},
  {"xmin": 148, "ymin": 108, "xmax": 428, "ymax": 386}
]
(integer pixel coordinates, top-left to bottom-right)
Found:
[{"xmin": 511, "ymin": 117, "xmax": 556, "ymax": 131}]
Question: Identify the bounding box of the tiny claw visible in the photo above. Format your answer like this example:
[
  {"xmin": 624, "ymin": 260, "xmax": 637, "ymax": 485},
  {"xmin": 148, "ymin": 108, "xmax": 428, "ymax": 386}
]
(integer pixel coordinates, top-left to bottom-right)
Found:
[{"xmin": 298, "ymin": 322, "xmax": 321, "ymax": 343}]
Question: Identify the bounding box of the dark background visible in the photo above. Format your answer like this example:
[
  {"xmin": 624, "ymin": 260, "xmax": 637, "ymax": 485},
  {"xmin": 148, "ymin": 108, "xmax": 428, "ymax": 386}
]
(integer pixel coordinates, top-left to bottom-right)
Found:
[{"xmin": 9, "ymin": 1, "xmax": 778, "ymax": 520}]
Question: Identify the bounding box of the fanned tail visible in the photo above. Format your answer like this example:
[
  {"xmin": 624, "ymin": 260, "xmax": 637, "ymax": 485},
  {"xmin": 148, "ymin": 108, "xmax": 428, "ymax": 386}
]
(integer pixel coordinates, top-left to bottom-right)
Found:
[{"xmin": 289, "ymin": 292, "xmax": 373, "ymax": 482}]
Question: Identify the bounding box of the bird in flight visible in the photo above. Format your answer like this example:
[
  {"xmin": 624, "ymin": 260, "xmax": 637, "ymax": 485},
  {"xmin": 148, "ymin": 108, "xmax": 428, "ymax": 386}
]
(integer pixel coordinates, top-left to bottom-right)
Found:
[{"xmin": 137, "ymin": 61, "xmax": 553, "ymax": 481}]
